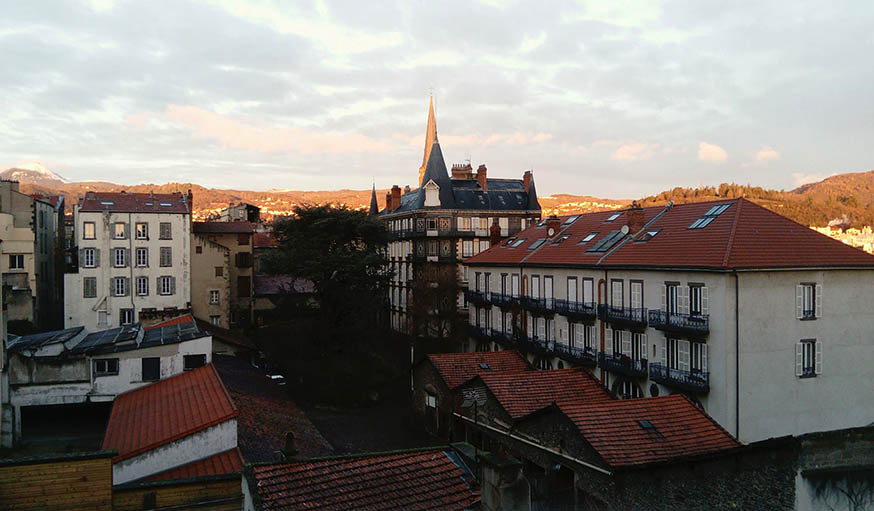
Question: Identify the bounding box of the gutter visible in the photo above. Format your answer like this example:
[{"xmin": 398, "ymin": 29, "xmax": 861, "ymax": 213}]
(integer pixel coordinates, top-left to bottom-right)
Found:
[{"xmin": 734, "ymin": 270, "xmax": 740, "ymax": 439}]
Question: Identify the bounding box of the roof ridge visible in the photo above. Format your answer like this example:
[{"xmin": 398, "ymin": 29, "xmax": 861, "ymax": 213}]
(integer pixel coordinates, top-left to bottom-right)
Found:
[
  {"xmin": 722, "ymin": 198, "xmax": 744, "ymax": 267},
  {"xmin": 246, "ymin": 445, "xmax": 452, "ymax": 468}
]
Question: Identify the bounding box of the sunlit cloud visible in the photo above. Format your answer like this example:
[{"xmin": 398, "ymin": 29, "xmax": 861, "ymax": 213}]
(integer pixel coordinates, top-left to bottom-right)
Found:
[
  {"xmin": 754, "ymin": 146, "xmax": 781, "ymax": 163},
  {"xmin": 698, "ymin": 142, "xmax": 728, "ymax": 163},
  {"xmin": 612, "ymin": 143, "xmax": 660, "ymax": 162},
  {"xmin": 792, "ymin": 172, "xmax": 835, "ymax": 187}
]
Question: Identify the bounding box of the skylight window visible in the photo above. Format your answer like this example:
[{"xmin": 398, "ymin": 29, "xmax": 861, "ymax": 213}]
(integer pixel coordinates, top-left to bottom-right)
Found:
[
  {"xmin": 160, "ymin": 202, "xmax": 173, "ymax": 207},
  {"xmin": 689, "ymin": 203, "xmax": 731, "ymax": 229},
  {"xmin": 580, "ymin": 232, "xmax": 598, "ymax": 244},
  {"xmin": 100, "ymin": 201, "xmax": 114, "ymax": 205},
  {"xmin": 638, "ymin": 419, "xmax": 656, "ymax": 430},
  {"xmin": 562, "ymin": 215, "xmax": 580, "ymax": 226},
  {"xmin": 635, "ymin": 230, "xmax": 661, "ymax": 242},
  {"xmin": 502, "ymin": 237, "xmax": 517, "ymax": 247},
  {"xmin": 528, "ymin": 238, "xmax": 547, "ymax": 250},
  {"xmin": 537, "ymin": 219, "xmax": 548, "ymax": 228},
  {"xmin": 552, "ymin": 235, "xmax": 570, "ymax": 245},
  {"xmin": 605, "ymin": 213, "xmax": 621, "ymax": 222},
  {"xmin": 510, "ymin": 238, "xmax": 526, "ymax": 248},
  {"xmin": 479, "ymin": 363, "xmax": 490, "ymax": 370},
  {"xmin": 587, "ymin": 230, "xmax": 625, "ymax": 253}
]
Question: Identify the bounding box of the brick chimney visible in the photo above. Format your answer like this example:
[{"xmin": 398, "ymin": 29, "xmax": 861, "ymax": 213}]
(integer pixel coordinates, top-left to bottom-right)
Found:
[
  {"xmin": 385, "ymin": 192, "xmax": 392, "ymax": 212},
  {"xmin": 390, "ymin": 185, "xmax": 401, "ymax": 212},
  {"xmin": 477, "ymin": 164, "xmax": 488, "ymax": 191},
  {"xmin": 545, "ymin": 214, "xmax": 561, "ymax": 237},
  {"xmin": 452, "ymin": 163, "xmax": 473, "ymax": 179},
  {"xmin": 490, "ymin": 218, "xmax": 502, "ymax": 246},
  {"xmin": 404, "ymin": 185, "xmax": 411, "ymax": 194},
  {"xmin": 281, "ymin": 431, "xmax": 298, "ymax": 458},
  {"xmin": 626, "ymin": 200, "xmax": 645, "ymax": 234},
  {"xmin": 523, "ymin": 170, "xmax": 532, "ymax": 193}
]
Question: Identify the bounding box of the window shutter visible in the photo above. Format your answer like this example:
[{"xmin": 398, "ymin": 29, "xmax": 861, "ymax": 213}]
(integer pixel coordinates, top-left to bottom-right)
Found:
[
  {"xmin": 123, "ymin": 248, "xmax": 130, "ymax": 268},
  {"xmin": 680, "ymin": 286, "xmax": 690, "ymax": 314},
  {"xmin": 170, "ymin": 276, "xmax": 176, "ymax": 295},
  {"xmin": 701, "ymin": 287, "xmax": 709, "ymax": 315},
  {"xmin": 796, "ymin": 285, "xmax": 803, "ymax": 319},
  {"xmin": 621, "ymin": 331, "xmax": 632, "ymax": 356},
  {"xmin": 78, "ymin": 248, "xmax": 85, "ymax": 266},
  {"xmin": 700, "ymin": 343, "xmax": 708, "ymax": 372},
  {"xmin": 678, "ymin": 340, "xmax": 690, "ymax": 371},
  {"xmin": 795, "ymin": 343, "xmax": 803, "ymax": 376},
  {"xmin": 156, "ymin": 277, "xmax": 161, "ymax": 295},
  {"xmin": 660, "ymin": 285, "xmax": 666, "ymax": 312},
  {"xmin": 815, "ymin": 341, "xmax": 822, "ymax": 375},
  {"xmin": 124, "ymin": 222, "xmax": 130, "ymax": 239},
  {"xmin": 661, "ymin": 336, "xmax": 667, "ymax": 364},
  {"xmin": 815, "ymin": 284, "xmax": 822, "ymax": 318},
  {"xmin": 94, "ymin": 249, "xmax": 100, "ymax": 267},
  {"xmin": 640, "ymin": 334, "xmax": 648, "ymax": 361},
  {"xmin": 123, "ymin": 277, "xmax": 130, "ymax": 297},
  {"xmin": 605, "ymin": 326, "xmax": 613, "ymax": 354}
]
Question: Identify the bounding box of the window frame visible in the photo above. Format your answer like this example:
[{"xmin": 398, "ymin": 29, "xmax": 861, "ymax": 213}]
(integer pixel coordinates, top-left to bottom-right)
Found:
[
  {"xmin": 83, "ymin": 222, "xmax": 96, "ymax": 240},
  {"xmin": 135, "ymin": 222, "xmax": 149, "ymax": 240},
  {"xmin": 8, "ymin": 254, "xmax": 24, "ymax": 270},
  {"xmin": 93, "ymin": 358, "xmax": 119, "ymax": 376},
  {"xmin": 142, "ymin": 357, "xmax": 161, "ymax": 381},
  {"xmin": 183, "ymin": 354, "xmax": 207, "ymax": 371}
]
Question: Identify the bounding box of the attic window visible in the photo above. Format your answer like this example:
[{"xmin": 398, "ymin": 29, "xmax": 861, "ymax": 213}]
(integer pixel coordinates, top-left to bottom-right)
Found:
[
  {"xmin": 502, "ymin": 237, "xmax": 517, "ymax": 247},
  {"xmin": 605, "ymin": 213, "xmax": 621, "ymax": 222},
  {"xmin": 562, "ymin": 215, "xmax": 580, "ymax": 226},
  {"xmin": 580, "ymin": 232, "xmax": 598, "ymax": 244},
  {"xmin": 528, "ymin": 238, "xmax": 547, "ymax": 250},
  {"xmin": 635, "ymin": 230, "xmax": 660, "ymax": 242},
  {"xmin": 100, "ymin": 201, "xmax": 114, "ymax": 205},
  {"xmin": 638, "ymin": 419, "xmax": 656, "ymax": 430},
  {"xmin": 689, "ymin": 203, "xmax": 731, "ymax": 229},
  {"xmin": 479, "ymin": 363, "xmax": 490, "ymax": 370},
  {"xmin": 587, "ymin": 230, "xmax": 625, "ymax": 253},
  {"xmin": 536, "ymin": 219, "xmax": 548, "ymax": 228},
  {"xmin": 552, "ymin": 235, "xmax": 570, "ymax": 245},
  {"xmin": 145, "ymin": 202, "xmax": 153, "ymax": 206},
  {"xmin": 159, "ymin": 202, "xmax": 173, "ymax": 207},
  {"xmin": 510, "ymin": 238, "xmax": 526, "ymax": 248}
]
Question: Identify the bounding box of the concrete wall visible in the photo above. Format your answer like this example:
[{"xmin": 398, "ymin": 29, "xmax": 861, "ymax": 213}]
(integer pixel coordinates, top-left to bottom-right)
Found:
[
  {"xmin": 66, "ymin": 208, "xmax": 191, "ymax": 330},
  {"xmin": 112, "ymin": 419, "xmax": 237, "ymax": 484},
  {"xmin": 203, "ymin": 231, "xmax": 253, "ymax": 326},
  {"xmin": 191, "ymin": 234, "xmax": 231, "ymax": 328}
]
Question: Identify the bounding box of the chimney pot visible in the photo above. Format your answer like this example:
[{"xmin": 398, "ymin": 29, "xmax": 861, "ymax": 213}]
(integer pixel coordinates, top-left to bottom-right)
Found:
[
  {"xmin": 477, "ymin": 165, "xmax": 488, "ymax": 192},
  {"xmin": 490, "ymin": 218, "xmax": 502, "ymax": 247},
  {"xmin": 523, "ymin": 170, "xmax": 532, "ymax": 193},
  {"xmin": 385, "ymin": 192, "xmax": 392, "ymax": 212},
  {"xmin": 282, "ymin": 431, "xmax": 298, "ymax": 458},
  {"xmin": 626, "ymin": 200, "xmax": 645, "ymax": 234},
  {"xmin": 390, "ymin": 185, "xmax": 401, "ymax": 212}
]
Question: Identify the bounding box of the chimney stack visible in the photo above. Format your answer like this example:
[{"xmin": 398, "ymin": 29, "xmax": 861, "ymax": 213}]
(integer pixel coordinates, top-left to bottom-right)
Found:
[
  {"xmin": 281, "ymin": 431, "xmax": 298, "ymax": 458},
  {"xmin": 523, "ymin": 170, "xmax": 532, "ymax": 193},
  {"xmin": 489, "ymin": 218, "xmax": 502, "ymax": 247},
  {"xmin": 545, "ymin": 215, "xmax": 561, "ymax": 237},
  {"xmin": 626, "ymin": 200, "xmax": 645, "ymax": 234},
  {"xmin": 477, "ymin": 164, "xmax": 488, "ymax": 191},
  {"xmin": 390, "ymin": 185, "xmax": 401, "ymax": 212},
  {"xmin": 452, "ymin": 163, "xmax": 473, "ymax": 179},
  {"xmin": 404, "ymin": 185, "xmax": 411, "ymax": 194},
  {"xmin": 385, "ymin": 192, "xmax": 392, "ymax": 212}
]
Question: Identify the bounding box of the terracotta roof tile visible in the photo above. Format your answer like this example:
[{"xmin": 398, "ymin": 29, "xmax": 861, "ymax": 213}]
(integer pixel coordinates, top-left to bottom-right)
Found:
[
  {"xmin": 254, "ymin": 232, "xmax": 279, "ymax": 248},
  {"xmin": 102, "ymin": 364, "xmax": 238, "ymax": 462},
  {"xmin": 557, "ymin": 394, "xmax": 740, "ymax": 468},
  {"xmin": 474, "ymin": 368, "xmax": 611, "ymax": 419},
  {"xmin": 79, "ymin": 191, "xmax": 190, "ymax": 214},
  {"xmin": 144, "ymin": 313, "xmax": 195, "ymax": 330},
  {"xmin": 193, "ymin": 221, "xmax": 255, "ymax": 234},
  {"xmin": 425, "ymin": 350, "xmax": 531, "ymax": 390},
  {"xmin": 247, "ymin": 448, "xmax": 478, "ymax": 510},
  {"xmin": 139, "ymin": 448, "xmax": 244, "ymax": 482}
]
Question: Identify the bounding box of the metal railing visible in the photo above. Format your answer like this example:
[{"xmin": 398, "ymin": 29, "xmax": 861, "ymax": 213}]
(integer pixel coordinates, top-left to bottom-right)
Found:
[
  {"xmin": 649, "ymin": 363, "xmax": 710, "ymax": 392},
  {"xmin": 464, "ymin": 290, "xmax": 490, "ymax": 305},
  {"xmin": 553, "ymin": 343, "xmax": 598, "ymax": 366},
  {"xmin": 598, "ymin": 352, "xmax": 648, "ymax": 378},
  {"xmin": 600, "ymin": 306, "xmax": 647, "ymax": 326},
  {"xmin": 648, "ymin": 310, "xmax": 709, "ymax": 335},
  {"xmin": 520, "ymin": 297, "xmax": 556, "ymax": 315},
  {"xmin": 554, "ymin": 299, "xmax": 598, "ymax": 320},
  {"xmin": 490, "ymin": 293, "xmax": 520, "ymax": 309}
]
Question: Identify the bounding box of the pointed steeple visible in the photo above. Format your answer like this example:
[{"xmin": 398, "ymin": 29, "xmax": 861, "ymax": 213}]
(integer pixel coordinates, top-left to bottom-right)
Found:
[
  {"xmin": 419, "ymin": 140, "xmax": 455, "ymax": 209},
  {"xmin": 418, "ymin": 95, "xmax": 438, "ymax": 187},
  {"xmin": 526, "ymin": 173, "xmax": 541, "ymax": 211},
  {"xmin": 369, "ymin": 184, "xmax": 379, "ymax": 216}
]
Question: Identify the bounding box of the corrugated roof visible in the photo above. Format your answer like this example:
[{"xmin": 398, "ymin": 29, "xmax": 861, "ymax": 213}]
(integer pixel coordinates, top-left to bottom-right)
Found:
[
  {"xmin": 102, "ymin": 364, "xmax": 238, "ymax": 462},
  {"xmin": 78, "ymin": 192, "xmax": 190, "ymax": 214},
  {"xmin": 193, "ymin": 221, "xmax": 254, "ymax": 234},
  {"xmin": 6, "ymin": 326, "xmax": 85, "ymax": 353},
  {"xmin": 139, "ymin": 448, "xmax": 244, "ymax": 482},
  {"xmin": 425, "ymin": 350, "xmax": 531, "ymax": 390},
  {"xmin": 246, "ymin": 448, "xmax": 479, "ymax": 510}
]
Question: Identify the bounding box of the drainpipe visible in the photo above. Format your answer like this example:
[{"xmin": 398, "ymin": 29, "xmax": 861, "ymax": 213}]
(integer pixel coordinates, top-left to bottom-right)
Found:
[
  {"xmin": 598, "ymin": 273, "xmax": 607, "ymax": 388},
  {"xmin": 128, "ymin": 213, "xmax": 135, "ymax": 322},
  {"xmin": 734, "ymin": 270, "xmax": 740, "ymax": 439}
]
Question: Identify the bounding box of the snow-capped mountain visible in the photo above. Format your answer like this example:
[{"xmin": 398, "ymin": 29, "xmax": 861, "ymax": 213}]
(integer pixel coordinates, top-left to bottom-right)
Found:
[{"xmin": 0, "ymin": 162, "xmax": 70, "ymax": 186}]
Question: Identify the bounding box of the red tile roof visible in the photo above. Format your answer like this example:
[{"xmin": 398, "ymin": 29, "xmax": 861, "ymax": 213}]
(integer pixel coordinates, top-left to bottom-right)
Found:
[
  {"xmin": 246, "ymin": 448, "xmax": 478, "ymax": 510},
  {"xmin": 193, "ymin": 221, "xmax": 255, "ymax": 234},
  {"xmin": 79, "ymin": 191, "xmax": 190, "ymax": 214},
  {"xmin": 140, "ymin": 448, "xmax": 244, "ymax": 482},
  {"xmin": 144, "ymin": 313, "xmax": 195, "ymax": 330},
  {"xmin": 425, "ymin": 350, "xmax": 531, "ymax": 390},
  {"xmin": 31, "ymin": 193, "xmax": 63, "ymax": 209},
  {"xmin": 102, "ymin": 364, "xmax": 238, "ymax": 462},
  {"xmin": 466, "ymin": 198, "xmax": 874, "ymax": 270},
  {"xmin": 556, "ymin": 394, "xmax": 740, "ymax": 468},
  {"xmin": 473, "ymin": 368, "xmax": 611, "ymax": 419},
  {"xmin": 254, "ymin": 232, "xmax": 279, "ymax": 248}
]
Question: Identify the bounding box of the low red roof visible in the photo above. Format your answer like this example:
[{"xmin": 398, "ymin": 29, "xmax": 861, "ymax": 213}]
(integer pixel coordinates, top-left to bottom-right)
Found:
[
  {"xmin": 556, "ymin": 394, "xmax": 740, "ymax": 468},
  {"xmin": 193, "ymin": 221, "xmax": 254, "ymax": 234},
  {"xmin": 254, "ymin": 232, "xmax": 279, "ymax": 248},
  {"xmin": 140, "ymin": 448, "xmax": 243, "ymax": 482},
  {"xmin": 31, "ymin": 193, "xmax": 64, "ymax": 209},
  {"xmin": 102, "ymin": 364, "xmax": 238, "ymax": 462},
  {"xmin": 79, "ymin": 191, "xmax": 190, "ymax": 214},
  {"xmin": 474, "ymin": 368, "xmax": 611, "ymax": 419},
  {"xmin": 145, "ymin": 313, "xmax": 195, "ymax": 330},
  {"xmin": 246, "ymin": 448, "xmax": 479, "ymax": 510},
  {"xmin": 466, "ymin": 198, "xmax": 874, "ymax": 270},
  {"xmin": 425, "ymin": 350, "xmax": 530, "ymax": 390}
]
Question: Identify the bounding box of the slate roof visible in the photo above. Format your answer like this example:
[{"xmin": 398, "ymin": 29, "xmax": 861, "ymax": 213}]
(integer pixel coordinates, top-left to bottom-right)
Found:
[
  {"xmin": 466, "ymin": 198, "xmax": 874, "ymax": 270},
  {"xmin": 471, "ymin": 368, "xmax": 612, "ymax": 419},
  {"xmin": 245, "ymin": 447, "xmax": 479, "ymax": 510},
  {"xmin": 78, "ymin": 191, "xmax": 190, "ymax": 214},
  {"xmin": 72, "ymin": 318, "xmax": 208, "ymax": 356},
  {"xmin": 424, "ymin": 350, "xmax": 531, "ymax": 390},
  {"xmin": 554, "ymin": 394, "xmax": 740, "ymax": 468},
  {"xmin": 102, "ymin": 364, "xmax": 238, "ymax": 462},
  {"xmin": 193, "ymin": 221, "xmax": 254, "ymax": 234},
  {"xmin": 5, "ymin": 326, "xmax": 85, "ymax": 353},
  {"xmin": 139, "ymin": 448, "xmax": 244, "ymax": 482}
]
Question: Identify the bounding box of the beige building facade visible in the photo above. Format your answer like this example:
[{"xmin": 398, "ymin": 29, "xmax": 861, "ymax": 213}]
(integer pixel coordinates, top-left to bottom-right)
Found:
[{"xmin": 191, "ymin": 222, "xmax": 254, "ymax": 329}]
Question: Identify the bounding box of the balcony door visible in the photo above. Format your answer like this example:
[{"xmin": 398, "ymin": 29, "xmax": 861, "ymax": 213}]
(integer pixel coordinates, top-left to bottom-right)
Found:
[
  {"xmin": 630, "ymin": 281, "xmax": 643, "ymax": 310},
  {"xmin": 531, "ymin": 276, "xmax": 541, "ymax": 299},
  {"xmin": 583, "ymin": 279, "xmax": 594, "ymax": 304},
  {"xmin": 567, "ymin": 277, "xmax": 578, "ymax": 303},
  {"xmin": 544, "ymin": 276, "xmax": 553, "ymax": 306},
  {"xmin": 511, "ymin": 274, "xmax": 520, "ymax": 297}
]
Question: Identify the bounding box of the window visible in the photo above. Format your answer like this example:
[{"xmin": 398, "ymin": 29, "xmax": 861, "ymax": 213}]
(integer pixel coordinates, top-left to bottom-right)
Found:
[
  {"xmin": 458, "ymin": 217, "xmax": 471, "ymax": 231},
  {"xmin": 209, "ymin": 289, "xmax": 220, "ymax": 304},
  {"xmin": 427, "ymin": 240, "xmax": 438, "ymax": 256},
  {"xmin": 120, "ymin": 308, "xmax": 135, "ymax": 325},
  {"xmin": 184, "ymin": 354, "xmax": 207, "ymax": 371},
  {"xmin": 97, "ymin": 310, "xmax": 110, "ymax": 327},
  {"xmin": 580, "ymin": 232, "xmax": 598, "ymax": 244},
  {"xmin": 215, "ymin": 266, "xmax": 223, "ymax": 277},
  {"xmin": 142, "ymin": 357, "xmax": 160, "ymax": 381},
  {"xmin": 113, "ymin": 248, "xmax": 126, "ymax": 267},
  {"xmin": 159, "ymin": 222, "xmax": 172, "ymax": 239},
  {"xmin": 619, "ymin": 381, "xmax": 642, "ymax": 399},
  {"xmin": 238, "ymin": 276, "xmax": 251, "ymax": 297},
  {"xmin": 562, "ymin": 215, "xmax": 580, "ymax": 225},
  {"xmin": 796, "ymin": 340, "xmax": 821, "ymax": 377},
  {"xmin": 136, "ymin": 247, "xmax": 148, "ymax": 267},
  {"xmin": 159, "ymin": 247, "xmax": 172, "ymax": 267},
  {"xmin": 605, "ymin": 213, "xmax": 621, "ymax": 222},
  {"xmin": 528, "ymin": 239, "xmax": 547, "ymax": 250},
  {"xmin": 210, "ymin": 315, "xmax": 221, "ymax": 325},
  {"xmin": 159, "ymin": 276, "xmax": 174, "ymax": 295},
  {"xmin": 196, "ymin": 245, "xmax": 202, "ymax": 254},
  {"xmin": 236, "ymin": 252, "xmax": 253, "ymax": 267},
  {"xmin": 238, "ymin": 233, "xmax": 249, "ymax": 245},
  {"xmin": 666, "ymin": 338, "xmax": 690, "ymax": 371},
  {"xmin": 438, "ymin": 217, "xmax": 450, "ymax": 231},
  {"xmin": 8, "ymin": 254, "xmax": 24, "ymax": 270},
  {"xmin": 426, "ymin": 218, "xmax": 437, "ymax": 230},
  {"xmin": 691, "ymin": 342, "xmax": 708, "ymax": 372},
  {"xmin": 93, "ymin": 358, "xmax": 119, "ymax": 376},
  {"xmin": 630, "ymin": 281, "xmax": 643, "ymax": 310},
  {"xmin": 135, "ymin": 222, "xmax": 148, "ymax": 239},
  {"xmin": 664, "ymin": 283, "xmax": 679, "ymax": 314},
  {"xmin": 113, "ymin": 222, "xmax": 126, "ymax": 239},
  {"xmin": 690, "ymin": 285, "xmax": 709, "ymax": 316},
  {"xmin": 83, "ymin": 277, "xmax": 97, "ymax": 298},
  {"xmin": 83, "ymin": 222, "xmax": 96, "ymax": 240},
  {"xmin": 112, "ymin": 277, "xmax": 128, "ymax": 297},
  {"xmin": 510, "ymin": 238, "xmax": 526, "ymax": 248},
  {"xmin": 462, "ymin": 240, "xmax": 473, "ymax": 257},
  {"xmin": 478, "ymin": 240, "xmax": 490, "ymax": 253},
  {"xmin": 796, "ymin": 283, "xmax": 821, "ymax": 319},
  {"xmin": 587, "ymin": 230, "xmax": 625, "ymax": 253},
  {"xmin": 689, "ymin": 203, "xmax": 731, "ymax": 229},
  {"xmin": 136, "ymin": 276, "xmax": 149, "ymax": 296},
  {"xmin": 82, "ymin": 248, "xmax": 96, "ymax": 268},
  {"xmin": 425, "ymin": 393, "xmax": 437, "ymax": 408},
  {"xmin": 611, "ymin": 280, "xmax": 623, "ymax": 309}
]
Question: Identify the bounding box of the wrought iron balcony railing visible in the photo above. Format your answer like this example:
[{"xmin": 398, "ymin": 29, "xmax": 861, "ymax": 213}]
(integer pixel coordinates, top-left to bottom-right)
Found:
[
  {"xmin": 553, "ymin": 343, "xmax": 598, "ymax": 367},
  {"xmin": 520, "ymin": 297, "xmax": 556, "ymax": 316},
  {"xmin": 649, "ymin": 363, "xmax": 710, "ymax": 393},
  {"xmin": 489, "ymin": 293, "xmax": 520, "ymax": 309},
  {"xmin": 648, "ymin": 310, "xmax": 709, "ymax": 336},
  {"xmin": 600, "ymin": 305, "xmax": 647, "ymax": 328},
  {"xmin": 464, "ymin": 290, "xmax": 490, "ymax": 305},
  {"xmin": 598, "ymin": 352, "xmax": 648, "ymax": 378},
  {"xmin": 554, "ymin": 300, "xmax": 598, "ymax": 321}
]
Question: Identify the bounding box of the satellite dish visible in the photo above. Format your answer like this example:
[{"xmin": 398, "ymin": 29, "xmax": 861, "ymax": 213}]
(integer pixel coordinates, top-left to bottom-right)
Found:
[{"xmin": 621, "ymin": 225, "xmax": 630, "ymax": 234}]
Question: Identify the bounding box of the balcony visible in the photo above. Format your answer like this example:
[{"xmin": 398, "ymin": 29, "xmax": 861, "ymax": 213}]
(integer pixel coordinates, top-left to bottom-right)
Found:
[
  {"xmin": 490, "ymin": 293, "xmax": 519, "ymax": 310},
  {"xmin": 518, "ymin": 336, "xmax": 555, "ymax": 356},
  {"xmin": 520, "ymin": 297, "xmax": 555, "ymax": 316},
  {"xmin": 649, "ymin": 363, "xmax": 710, "ymax": 393},
  {"xmin": 467, "ymin": 324, "xmax": 492, "ymax": 342},
  {"xmin": 600, "ymin": 305, "xmax": 647, "ymax": 330},
  {"xmin": 464, "ymin": 290, "xmax": 490, "ymax": 306},
  {"xmin": 554, "ymin": 300, "xmax": 597, "ymax": 322},
  {"xmin": 490, "ymin": 329, "xmax": 514, "ymax": 346},
  {"xmin": 648, "ymin": 310, "xmax": 709, "ymax": 336},
  {"xmin": 553, "ymin": 343, "xmax": 597, "ymax": 367},
  {"xmin": 598, "ymin": 353, "xmax": 648, "ymax": 378}
]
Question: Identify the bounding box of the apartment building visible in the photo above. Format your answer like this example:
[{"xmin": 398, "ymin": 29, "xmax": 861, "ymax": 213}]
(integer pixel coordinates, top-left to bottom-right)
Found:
[
  {"xmin": 64, "ymin": 191, "xmax": 192, "ymax": 330},
  {"xmin": 30, "ymin": 193, "xmax": 65, "ymax": 330},
  {"xmin": 221, "ymin": 201, "xmax": 261, "ymax": 224},
  {"xmin": 375, "ymin": 97, "xmax": 541, "ymax": 340},
  {"xmin": 191, "ymin": 221, "xmax": 254, "ymax": 329},
  {"xmin": 463, "ymin": 198, "xmax": 874, "ymax": 443}
]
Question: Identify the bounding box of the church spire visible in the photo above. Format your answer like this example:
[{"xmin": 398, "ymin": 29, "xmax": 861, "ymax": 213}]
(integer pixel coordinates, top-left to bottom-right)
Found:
[
  {"xmin": 418, "ymin": 95, "xmax": 438, "ymax": 187},
  {"xmin": 368, "ymin": 184, "xmax": 379, "ymax": 216}
]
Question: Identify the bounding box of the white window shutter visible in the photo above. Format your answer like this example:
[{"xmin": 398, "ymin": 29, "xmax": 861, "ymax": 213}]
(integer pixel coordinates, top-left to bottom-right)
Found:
[
  {"xmin": 621, "ymin": 331, "xmax": 632, "ymax": 356},
  {"xmin": 661, "ymin": 336, "xmax": 667, "ymax": 364},
  {"xmin": 795, "ymin": 343, "xmax": 803, "ymax": 376},
  {"xmin": 640, "ymin": 334, "xmax": 648, "ymax": 360},
  {"xmin": 815, "ymin": 341, "xmax": 823, "ymax": 375},
  {"xmin": 701, "ymin": 287, "xmax": 709, "ymax": 315},
  {"xmin": 678, "ymin": 340, "xmax": 690, "ymax": 371},
  {"xmin": 605, "ymin": 327, "xmax": 613, "ymax": 354},
  {"xmin": 680, "ymin": 286, "xmax": 690, "ymax": 314},
  {"xmin": 796, "ymin": 285, "xmax": 803, "ymax": 319},
  {"xmin": 701, "ymin": 344, "xmax": 708, "ymax": 372},
  {"xmin": 660, "ymin": 285, "xmax": 666, "ymax": 312},
  {"xmin": 815, "ymin": 284, "xmax": 822, "ymax": 318}
]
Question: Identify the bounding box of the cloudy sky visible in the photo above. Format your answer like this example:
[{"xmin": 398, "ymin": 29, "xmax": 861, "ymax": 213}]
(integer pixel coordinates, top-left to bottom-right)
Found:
[{"xmin": 2, "ymin": 1, "xmax": 872, "ymax": 198}]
